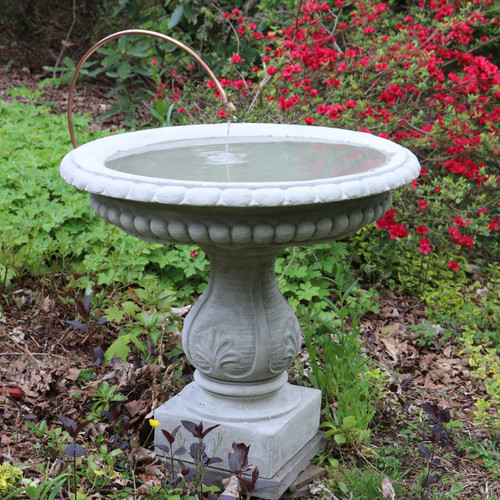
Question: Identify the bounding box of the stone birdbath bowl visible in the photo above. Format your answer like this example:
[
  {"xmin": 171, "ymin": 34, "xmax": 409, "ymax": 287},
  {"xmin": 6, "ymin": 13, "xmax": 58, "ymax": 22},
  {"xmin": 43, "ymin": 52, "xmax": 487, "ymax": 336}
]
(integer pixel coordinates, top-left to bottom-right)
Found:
[{"xmin": 60, "ymin": 30, "xmax": 420, "ymax": 498}]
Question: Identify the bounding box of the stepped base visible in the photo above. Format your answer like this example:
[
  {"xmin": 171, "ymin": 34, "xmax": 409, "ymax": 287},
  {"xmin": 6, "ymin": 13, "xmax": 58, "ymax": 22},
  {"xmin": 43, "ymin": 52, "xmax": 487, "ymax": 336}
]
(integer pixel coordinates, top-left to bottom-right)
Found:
[{"xmin": 154, "ymin": 382, "xmax": 322, "ymax": 483}]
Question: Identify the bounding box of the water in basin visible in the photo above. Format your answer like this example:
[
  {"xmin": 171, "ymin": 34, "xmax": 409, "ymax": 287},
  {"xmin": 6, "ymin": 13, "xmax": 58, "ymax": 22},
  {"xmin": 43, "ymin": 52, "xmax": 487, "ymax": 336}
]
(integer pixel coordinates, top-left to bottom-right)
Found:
[{"xmin": 106, "ymin": 137, "xmax": 388, "ymax": 183}]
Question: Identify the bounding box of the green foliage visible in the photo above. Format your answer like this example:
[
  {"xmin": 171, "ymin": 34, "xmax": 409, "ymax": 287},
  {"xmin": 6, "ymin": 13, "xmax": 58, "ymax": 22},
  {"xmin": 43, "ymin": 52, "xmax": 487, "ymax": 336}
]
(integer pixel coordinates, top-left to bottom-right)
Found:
[
  {"xmin": 3, "ymin": 474, "xmax": 72, "ymax": 500},
  {"xmin": 327, "ymin": 464, "xmax": 406, "ymax": 500},
  {"xmin": 458, "ymin": 437, "xmax": 500, "ymax": 477},
  {"xmin": 276, "ymin": 242, "xmax": 351, "ymax": 309},
  {"xmin": 408, "ymin": 321, "xmax": 448, "ymax": 348},
  {"xmin": 89, "ymin": 382, "xmax": 128, "ymax": 419},
  {"xmin": 0, "ymin": 463, "xmax": 23, "ymax": 496},
  {"xmin": 104, "ymin": 295, "xmax": 178, "ymax": 362},
  {"xmin": 0, "ymin": 97, "xmax": 211, "ymax": 302},
  {"xmin": 301, "ymin": 267, "xmax": 383, "ymax": 446},
  {"xmin": 85, "ymin": 446, "xmax": 124, "ymax": 487}
]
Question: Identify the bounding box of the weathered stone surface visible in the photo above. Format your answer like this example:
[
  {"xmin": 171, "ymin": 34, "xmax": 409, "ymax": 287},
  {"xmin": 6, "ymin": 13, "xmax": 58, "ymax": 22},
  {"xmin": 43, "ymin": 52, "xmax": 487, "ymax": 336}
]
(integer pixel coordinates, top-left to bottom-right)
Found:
[{"xmin": 155, "ymin": 384, "xmax": 322, "ymax": 479}]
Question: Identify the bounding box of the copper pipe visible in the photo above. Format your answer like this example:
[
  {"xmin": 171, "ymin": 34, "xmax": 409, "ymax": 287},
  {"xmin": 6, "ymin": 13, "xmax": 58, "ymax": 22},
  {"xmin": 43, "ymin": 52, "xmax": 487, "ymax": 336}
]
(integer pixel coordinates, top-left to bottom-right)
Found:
[{"xmin": 67, "ymin": 29, "xmax": 229, "ymax": 148}]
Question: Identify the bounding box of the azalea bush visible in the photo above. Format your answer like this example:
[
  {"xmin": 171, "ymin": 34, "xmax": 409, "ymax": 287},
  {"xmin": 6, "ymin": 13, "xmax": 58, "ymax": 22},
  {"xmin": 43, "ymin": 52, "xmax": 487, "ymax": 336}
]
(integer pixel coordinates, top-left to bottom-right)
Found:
[
  {"xmin": 129, "ymin": 0, "xmax": 499, "ymax": 273},
  {"xmin": 139, "ymin": 0, "xmax": 499, "ymax": 427},
  {"xmin": 193, "ymin": 0, "xmax": 499, "ymax": 277},
  {"xmin": 85, "ymin": 0, "xmax": 499, "ymax": 282}
]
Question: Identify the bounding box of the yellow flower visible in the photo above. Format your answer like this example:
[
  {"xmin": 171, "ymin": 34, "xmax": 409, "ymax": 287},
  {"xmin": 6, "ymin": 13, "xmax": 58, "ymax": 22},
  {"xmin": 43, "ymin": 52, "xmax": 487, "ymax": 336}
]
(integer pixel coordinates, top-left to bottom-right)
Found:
[{"xmin": 149, "ymin": 418, "xmax": 161, "ymax": 428}]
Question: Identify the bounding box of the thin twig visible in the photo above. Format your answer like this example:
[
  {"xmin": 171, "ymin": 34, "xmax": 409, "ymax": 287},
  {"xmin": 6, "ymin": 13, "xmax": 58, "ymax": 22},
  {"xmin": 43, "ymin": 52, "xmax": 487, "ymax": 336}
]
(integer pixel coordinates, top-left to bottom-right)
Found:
[
  {"xmin": 53, "ymin": 0, "xmax": 77, "ymax": 73},
  {"xmin": 277, "ymin": 247, "xmax": 297, "ymax": 284},
  {"xmin": 0, "ymin": 352, "xmax": 67, "ymax": 357}
]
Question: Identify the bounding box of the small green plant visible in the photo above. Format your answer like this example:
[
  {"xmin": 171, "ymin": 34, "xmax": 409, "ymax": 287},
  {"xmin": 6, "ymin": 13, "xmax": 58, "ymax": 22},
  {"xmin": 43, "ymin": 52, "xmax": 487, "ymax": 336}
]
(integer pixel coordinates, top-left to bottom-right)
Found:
[
  {"xmin": 104, "ymin": 295, "xmax": 177, "ymax": 363},
  {"xmin": 88, "ymin": 381, "xmax": 128, "ymax": 421},
  {"xmin": 26, "ymin": 421, "xmax": 71, "ymax": 461},
  {"xmin": 85, "ymin": 446, "xmax": 124, "ymax": 489},
  {"xmin": 327, "ymin": 464, "xmax": 405, "ymax": 500},
  {"xmin": 458, "ymin": 437, "xmax": 500, "ymax": 478},
  {"xmin": 3, "ymin": 474, "xmax": 72, "ymax": 500},
  {"xmin": 409, "ymin": 321, "xmax": 448, "ymax": 349},
  {"xmin": 301, "ymin": 269, "xmax": 382, "ymax": 446}
]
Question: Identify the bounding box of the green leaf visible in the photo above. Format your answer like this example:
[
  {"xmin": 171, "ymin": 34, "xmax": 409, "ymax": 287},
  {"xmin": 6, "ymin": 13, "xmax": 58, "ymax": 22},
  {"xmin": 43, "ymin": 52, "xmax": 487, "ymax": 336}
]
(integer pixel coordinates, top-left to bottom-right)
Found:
[
  {"xmin": 104, "ymin": 304, "xmax": 125, "ymax": 323},
  {"xmin": 41, "ymin": 474, "xmax": 72, "ymax": 498},
  {"xmin": 342, "ymin": 415, "xmax": 357, "ymax": 429},
  {"xmin": 48, "ymin": 477, "xmax": 69, "ymax": 500},
  {"xmin": 169, "ymin": 4, "xmax": 184, "ymax": 29},
  {"xmin": 337, "ymin": 481, "xmax": 349, "ymax": 494},
  {"xmin": 116, "ymin": 61, "xmax": 131, "ymax": 80},
  {"xmin": 122, "ymin": 300, "xmax": 140, "ymax": 317},
  {"xmin": 150, "ymin": 107, "xmax": 166, "ymax": 124},
  {"xmin": 334, "ymin": 434, "xmax": 347, "ymax": 444},
  {"xmin": 105, "ymin": 334, "xmax": 132, "ymax": 362}
]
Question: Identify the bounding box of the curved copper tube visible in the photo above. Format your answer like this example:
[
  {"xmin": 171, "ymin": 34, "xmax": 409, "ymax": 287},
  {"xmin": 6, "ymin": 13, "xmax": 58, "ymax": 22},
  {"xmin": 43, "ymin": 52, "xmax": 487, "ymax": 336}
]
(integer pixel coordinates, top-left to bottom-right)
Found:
[{"xmin": 67, "ymin": 29, "xmax": 230, "ymax": 148}]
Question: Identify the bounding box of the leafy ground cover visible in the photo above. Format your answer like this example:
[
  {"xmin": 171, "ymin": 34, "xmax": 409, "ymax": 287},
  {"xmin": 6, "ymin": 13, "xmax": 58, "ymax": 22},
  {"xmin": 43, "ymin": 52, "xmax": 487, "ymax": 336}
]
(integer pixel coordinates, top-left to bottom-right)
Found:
[{"xmin": 0, "ymin": 0, "xmax": 499, "ymax": 499}]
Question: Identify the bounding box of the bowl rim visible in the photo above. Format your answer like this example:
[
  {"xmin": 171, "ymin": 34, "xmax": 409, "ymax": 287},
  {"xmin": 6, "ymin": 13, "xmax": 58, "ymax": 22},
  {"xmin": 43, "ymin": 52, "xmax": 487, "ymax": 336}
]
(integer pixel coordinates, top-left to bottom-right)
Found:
[{"xmin": 60, "ymin": 123, "xmax": 420, "ymax": 207}]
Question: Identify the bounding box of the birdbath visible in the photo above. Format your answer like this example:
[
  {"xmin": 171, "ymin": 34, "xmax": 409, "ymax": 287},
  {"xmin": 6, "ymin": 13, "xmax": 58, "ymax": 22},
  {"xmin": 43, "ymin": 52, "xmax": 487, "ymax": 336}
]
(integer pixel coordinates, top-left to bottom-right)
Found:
[{"xmin": 60, "ymin": 31, "xmax": 420, "ymax": 499}]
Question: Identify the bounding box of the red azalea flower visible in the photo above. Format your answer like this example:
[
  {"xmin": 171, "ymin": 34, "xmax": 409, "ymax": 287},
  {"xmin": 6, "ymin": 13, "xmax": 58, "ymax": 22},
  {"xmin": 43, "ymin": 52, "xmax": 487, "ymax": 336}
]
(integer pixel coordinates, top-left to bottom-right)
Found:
[
  {"xmin": 217, "ymin": 109, "xmax": 227, "ymax": 118},
  {"xmin": 190, "ymin": 249, "xmax": 198, "ymax": 258},
  {"xmin": 419, "ymin": 238, "xmax": 431, "ymax": 255},
  {"xmin": 416, "ymin": 225, "xmax": 428, "ymax": 235},
  {"xmin": 452, "ymin": 216, "xmax": 470, "ymax": 226},
  {"xmin": 460, "ymin": 235, "xmax": 475, "ymax": 248},
  {"xmin": 418, "ymin": 200, "xmax": 428, "ymax": 211},
  {"xmin": 231, "ymin": 54, "xmax": 245, "ymax": 64},
  {"xmin": 388, "ymin": 223, "xmax": 408, "ymax": 239},
  {"xmin": 448, "ymin": 261, "xmax": 460, "ymax": 271}
]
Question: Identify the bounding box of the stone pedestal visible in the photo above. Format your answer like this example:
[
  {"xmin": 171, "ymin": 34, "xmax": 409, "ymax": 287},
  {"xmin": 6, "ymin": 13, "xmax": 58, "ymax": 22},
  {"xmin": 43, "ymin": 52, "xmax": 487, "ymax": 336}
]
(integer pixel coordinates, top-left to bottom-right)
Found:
[{"xmin": 154, "ymin": 246, "xmax": 324, "ymax": 494}]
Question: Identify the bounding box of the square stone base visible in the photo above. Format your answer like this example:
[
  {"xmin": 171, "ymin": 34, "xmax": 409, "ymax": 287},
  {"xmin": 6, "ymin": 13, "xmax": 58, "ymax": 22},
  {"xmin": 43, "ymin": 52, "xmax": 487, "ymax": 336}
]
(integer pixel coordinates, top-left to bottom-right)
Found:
[{"xmin": 154, "ymin": 382, "xmax": 322, "ymax": 488}]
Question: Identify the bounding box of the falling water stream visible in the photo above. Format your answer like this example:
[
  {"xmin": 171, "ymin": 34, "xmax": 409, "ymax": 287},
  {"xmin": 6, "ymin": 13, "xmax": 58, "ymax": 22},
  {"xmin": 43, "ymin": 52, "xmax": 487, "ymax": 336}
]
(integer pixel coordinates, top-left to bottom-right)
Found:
[{"xmin": 225, "ymin": 120, "xmax": 231, "ymax": 181}]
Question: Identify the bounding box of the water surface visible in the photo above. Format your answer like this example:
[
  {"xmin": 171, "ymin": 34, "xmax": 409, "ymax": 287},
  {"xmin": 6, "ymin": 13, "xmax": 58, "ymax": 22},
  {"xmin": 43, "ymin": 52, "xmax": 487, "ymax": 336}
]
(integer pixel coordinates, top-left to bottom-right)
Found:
[{"xmin": 106, "ymin": 138, "xmax": 388, "ymax": 183}]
